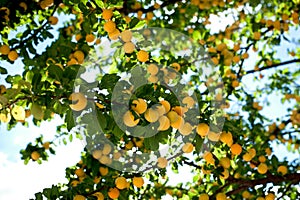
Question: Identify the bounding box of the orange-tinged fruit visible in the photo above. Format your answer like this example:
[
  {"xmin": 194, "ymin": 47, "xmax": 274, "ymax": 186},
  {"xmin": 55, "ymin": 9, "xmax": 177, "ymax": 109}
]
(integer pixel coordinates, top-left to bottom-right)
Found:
[
  {"xmin": 242, "ymin": 191, "xmax": 251, "ymax": 199},
  {"xmin": 148, "ymin": 75, "xmax": 158, "ymax": 83},
  {"xmin": 102, "ymin": 143, "xmax": 112, "ymax": 155},
  {"xmin": 120, "ymin": 30, "xmax": 133, "ymax": 42},
  {"xmin": 265, "ymin": 193, "xmax": 275, "ymax": 200},
  {"xmin": 203, "ymin": 151, "xmax": 215, "ymax": 165},
  {"xmin": 74, "ymin": 195, "xmax": 86, "ymax": 200},
  {"xmin": 115, "ymin": 177, "xmax": 128, "ymax": 190},
  {"xmin": 157, "ymin": 157, "xmax": 168, "ymax": 168},
  {"xmin": 172, "ymin": 106, "xmax": 188, "ymax": 116},
  {"xmin": 75, "ymin": 168, "xmax": 85, "ymax": 177},
  {"xmin": 179, "ymin": 122, "xmax": 193, "ymax": 136},
  {"xmin": 160, "ymin": 100, "xmax": 170, "ymax": 113},
  {"xmin": 92, "ymin": 150, "xmax": 102, "ymax": 159},
  {"xmin": 73, "ymin": 50, "xmax": 85, "ymax": 63},
  {"xmin": 198, "ymin": 193, "xmax": 209, "ymax": 200},
  {"xmin": 69, "ymin": 92, "xmax": 87, "ymax": 111},
  {"xmin": 147, "ymin": 63, "xmax": 159, "ymax": 75},
  {"xmin": 108, "ymin": 188, "xmax": 120, "ymax": 199},
  {"xmin": 257, "ymin": 163, "xmax": 268, "ymax": 174},
  {"xmin": 170, "ymin": 116, "xmax": 184, "ymax": 129},
  {"xmin": 123, "ymin": 42, "xmax": 135, "ymax": 54},
  {"xmin": 182, "ymin": 96, "xmax": 195, "ymax": 108},
  {"xmin": 196, "ymin": 123, "xmax": 209, "ymax": 137},
  {"xmin": 8, "ymin": 50, "xmax": 18, "ymax": 61},
  {"xmin": 167, "ymin": 110, "xmax": 179, "ymax": 123},
  {"xmin": 86, "ymin": 34, "xmax": 95, "ymax": 43},
  {"xmin": 144, "ymin": 108, "xmax": 159, "ymax": 122},
  {"xmin": 137, "ymin": 50, "xmax": 149, "ymax": 62},
  {"xmin": 158, "ymin": 115, "xmax": 170, "ymax": 131},
  {"xmin": 243, "ymin": 153, "xmax": 252, "ymax": 162},
  {"xmin": 242, "ymin": 52, "xmax": 249, "ymax": 59},
  {"xmin": 108, "ymin": 29, "xmax": 120, "ymax": 40},
  {"xmin": 216, "ymin": 192, "xmax": 227, "ymax": 200},
  {"xmin": 132, "ymin": 176, "xmax": 144, "ymax": 188},
  {"xmin": 0, "ymin": 44, "xmax": 10, "ymax": 55},
  {"xmin": 99, "ymin": 167, "xmax": 108, "ymax": 176},
  {"xmin": 123, "ymin": 110, "xmax": 139, "ymax": 127},
  {"xmin": 182, "ymin": 142, "xmax": 194, "ymax": 153},
  {"xmin": 104, "ymin": 20, "xmax": 116, "ymax": 33},
  {"xmin": 219, "ymin": 157, "xmax": 230, "ymax": 169},
  {"xmin": 102, "ymin": 9, "xmax": 113, "ymax": 20},
  {"xmin": 43, "ymin": 142, "xmax": 50, "ymax": 149},
  {"xmin": 131, "ymin": 98, "xmax": 147, "ymax": 114},
  {"xmin": 207, "ymin": 131, "xmax": 220, "ymax": 141},
  {"xmin": 31, "ymin": 151, "xmax": 40, "ymax": 161},
  {"xmin": 171, "ymin": 62, "xmax": 180, "ymax": 71},
  {"xmin": 93, "ymin": 192, "xmax": 104, "ymax": 200},
  {"xmin": 258, "ymin": 155, "xmax": 266, "ymax": 163},
  {"xmin": 277, "ymin": 165, "xmax": 288, "ymax": 175},
  {"xmin": 49, "ymin": 16, "xmax": 58, "ymax": 25},
  {"xmin": 230, "ymin": 143, "xmax": 242, "ymax": 155},
  {"xmin": 253, "ymin": 31, "xmax": 261, "ymax": 40},
  {"xmin": 232, "ymin": 80, "xmax": 240, "ymax": 88}
]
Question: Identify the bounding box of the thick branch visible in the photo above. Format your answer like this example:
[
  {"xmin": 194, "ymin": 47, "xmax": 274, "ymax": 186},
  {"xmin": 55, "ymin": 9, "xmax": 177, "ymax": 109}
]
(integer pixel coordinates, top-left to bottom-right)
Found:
[{"xmin": 245, "ymin": 59, "xmax": 300, "ymax": 75}]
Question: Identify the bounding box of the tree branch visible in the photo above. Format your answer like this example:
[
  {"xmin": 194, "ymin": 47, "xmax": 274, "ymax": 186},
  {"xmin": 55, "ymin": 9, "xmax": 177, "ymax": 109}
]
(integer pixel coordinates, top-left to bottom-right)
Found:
[{"xmin": 245, "ymin": 59, "xmax": 300, "ymax": 75}]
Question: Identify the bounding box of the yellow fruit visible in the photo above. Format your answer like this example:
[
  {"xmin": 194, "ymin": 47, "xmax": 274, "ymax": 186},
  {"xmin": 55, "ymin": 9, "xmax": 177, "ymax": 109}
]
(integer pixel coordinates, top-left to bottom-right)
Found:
[
  {"xmin": 31, "ymin": 103, "xmax": 44, "ymax": 120},
  {"xmin": 170, "ymin": 116, "xmax": 184, "ymax": 129},
  {"xmin": 108, "ymin": 29, "xmax": 120, "ymax": 40},
  {"xmin": 257, "ymin": 163, "xmax": 268, "ymax": 174},
  {"xmin": 69, "ymin": 92, "xmax": 87, "ymax": 111},
  {"xmin": 216, "ymin": 192, "xmax": 227, "ymax": 200},
  {"xmin": 31, "ymin": 151, "xmax": 40, "ymax": 161},
  {"xmin": 219, "ymin": 157, "xmax": 230, "ymax": 169},
  {"xmin": 49, "ymin": 16, "xmax": 58, "ymax": 25},
  {"xmin": 242, "ymin": 52, "xmax": 249, "ymax": 59},
  {"xmin": 182, "ymin": 142, "xmax": 194, "ymax": 153},
  {"xmin": 171, "ymin": 62, "xmax": 180, "ymax": 71},
  {"xmin": 230, "ymin": 143, "xmax": 242, "ymax": 155},
  {"xmin": 144, "ymin": 108, "xmax": 159, "ymax": 122},
  {"xmin": 93, "ymin": 192, "xmax": 104, "ymax": 200},
  {"xmin": 99, "ymin": 155, "xmax": 112, "ymax": 164},
  {"xmin": 43, "ymin": 142, "xmax": 50, "ymax": 149},
  {"xmin": 207, "ymin": 131, "xmax": 220, "ymax": 141},
  {"xmin": 75, "ymin": 168, "xmax": 85, "ymax": 177},
  {"xmin": 258, "ymin": 155, "xmax": 266, "ymax": 163},
  {"xmin": 123, "ymin": 110, "xmax": 139, "ymax": 127},
  {"xmin": 73, "ymin": 50, "xmax": 85, "ymax": 64},
  {"xmin": 196, "ymin": 123, "xmax": 209, "ymax": 137},
  {"xmin": 102, "ymin": 9, "xmax": 113, "ymax": 20},
  {"xmin": 123, "ymin": 42, "xmax": 135, "ymax": 54},
  {"xmin": 120, "ymin": 30, "xmax": 133, "ymax": 42},
  {"xmin": 137, "ymin": 50, "xmax": 149, "ymax": 62},
  {"xmin": 104, "ymin": 20, "xmax": 116, "ymax": 33},
  {"xmin": 157, "ymin": 157, "xmax": 168, "ymax": 168},
  {"xmin": 256, "ymin": 197, "xmax": 265, "ymax": 200},
  {"xmin": 158, "ymin": 115, "xmax": 170, "ymax": 131},
  {"xmin": 220, "ymin": 169, "xmax": 229, "ymax": 179},
  {"xmin": 203, "ymin": 151, "xmax": 215, "ymax": 165},
  {"xmin": 160, "ymin": 100, "xmax": 170, "ymax": 113},
  {"xmin": 242, "ymin": 191, "xmax": 251, "ymax": 199},
  {"xmin": 92, "ymin": 150, "xmax": 102, "ymax": 159},
  {"xmin": 115, "ymin": 177, "xmax": 128, "ymax": 190},
  {"xmin": 179, "ymin": 122, "xmax": 193, "ymax": 135},
  {"xmin": 248, "ymin": 148, "xmax": 256, "ymax": 157},
  {"xmin": 198, "ymin": 193, "xmax": 209, "ymax": 200},
  {"xmin": 232, "ymin": 55, "xmax": 240, "ymax": 63},
  {"xmin": 172, "ymin": 106, "xmax": 188, "ymax": 116},
  {"xmin": 86, "ymin": 34, "xmax": 95, "ymax": 43},
  {"xmin": 95, "ymin": 38, "xmax": 101, "ymax": 44},
  {"xmin": 99, "ymin": 167, "xmax": 108, "ymax": 176},
  {"xmin": 75, "ymin": 34, "xmax": 82, "ymax": 41},
  {"xmin": 182, "ymin": 96, "xmax": 195, "ymax": 108},
  {"xmin": 265, "ymin": 193, "xmax": 275, "ymax": 200},
  {"xmin": 11, "ymin": 105, "xmax": 25, "ymax": 121},
  {"xmin": 253, "ymin": 31, "xmax": 261, "ymax": 40},
  {"xmin": 277, "ymin": 165, "xmax": 288, "ymax": 175},
  {"xmin": 232, "ymin": 80, "xmax": 240, "ymax": 88},
  {"xmin": 0, "ymin": 44, "xmax": 10, "ymax": 55},
  {"xmin": 243, "ymin": 153, "xmax": 252, "ymax": 162},
  {"xmin": 132, "ymin": 176, "xmax": 144, "ymax": 188},
  {"xmin": 147, "ymin": 64, "xmax": 159, "ymax": 75},
  {"xmin": 148, "ymin": 75, "xmax": 158, "ymax": 83},
  {"xmin": 167, "ymin": 111, "xmax": 179, "ymax": 123},
  {"xmin": 102, "ymin": 143, "xmax": 112, "ymax": 155},
  {"xmin": 8, "ymin": 50, "xmax": 18, "ymax": 61},
  {"xmin": 131, "ymin": 98, "xmax": 147, "ymax": 114},
  {"xmin": 19, "ymin": 2, "xmax": 28, "ymax": 11},
  {"xmin": 73, "ymin": 195, "xmax": 86, "ymax": 200},
  {"xmin": 108, "ymin": 188, "xmax": 120, "ymax": 199}
]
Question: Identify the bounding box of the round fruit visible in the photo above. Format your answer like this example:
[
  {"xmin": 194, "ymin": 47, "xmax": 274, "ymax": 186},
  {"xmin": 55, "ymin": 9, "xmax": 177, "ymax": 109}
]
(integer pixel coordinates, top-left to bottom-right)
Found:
[
  {"xmin": 115, "ymin": 177, "xmax": 128, "ymax": 190},
  {"xmin": 242, "ymin": 191, "xmax": 251, "ymax": 199},
  {"xmin": 11, "ymin": 105, "xmax": 25, "ymax": 121},
  {"xmin": 253, "ymin": 31, "xmax": 261, "ymax": 40},
  {"xmin": 104, "ymin": 20, "xmax": 116, "ymax": 33},
  {"xmin": 123, "ymin": 42, "xmax": 135, "ymax": 53},
  {"xmin": 170, "ymin": 115, "xmax": 184, "ymax": 129},
  {"xmin": 179, "ymin": 122, "xmax": 193, "ymax": 136},
  {"xmin": 231, "ymin": 80, "xmax": 240, "ymax": 88},
  {"xmin": 137, "ymin": 50, "xmax": 149, "ymax": 62},
  {"xmin": 102, "ymin": 9, "xmax": 113, "ymax": 20},
  {"xmin": 120, "ymin": 30, "xmax": 133, "ymax": 42},
  {"xmin": 230, "ymin": 143, "xmax": 242, "ymax": 155},
  {"xmin": 102, "ymin": 143, "xmax": 112, "ymax": 155},
  {"xmin": 207, "ymin": 131, "xmax": 220, "ymax": 141},
  {"xmin": 265, "ymin": 193, "xmax": 275, "ymax": 200},
  {"xmin": 147, "ymin": 63, "xmax": 159, "ymax": 75},
  {"xmin": 99, "ymin": 167, "xmax": 108, "ymax": 176},
  {"xmin": 86, "ymin": 34, "xmax": 95, "ymax": 43},
  {"xmin": 144, "ymin": 108, "xmax": 159, "ymax": 123},
  {"xmin": 157, "ymin": 115, "xmax": 170, "ymax": 131},
  {"xmin": 182, "ymin": 142, "xmax": 194, "ymax": 153},
  {"xmin": 92, "ymin": 150, "xmax": 102, "ymax": 159},
  {"xmin": 75, "ymin": 168, "xmax": 85, "ymax": 177},
  {"xmin": 73, "ymin": 195, "xmax": 86, "ymax": 200},
  {"xmin": 160, "ymin": 100, "xmax": 170, "ymax": 113},
  {"xmin": 220, "ymin": 131, "xmax": 233, "ymax": 146},
  {"xmin": 148, "ymin": 75, "xmax": 158, "ymax": 83},
  {"xmin": 31, "ymin": 103, "xmax": 44, "ymax": 120},
  {"xmin": 31, "ymin": 151, "xmax": 40, "ymax": 161},
  {"xmin": 219, "ymin": 157, "xmax": 230, "ymax": 169},
  {"xmin": 108, "ymin": 29, "xmax": 120, "ymax": 40},
  {"xmin": 196, "ymin": 123, "xmax": 209, "ymax": 137},
  {"xmin": 123, "ymin": 110, "xmax": 140, "ymax": 127},
  {"xmin": 131, "ymin": 98, "xmax": 147, "ymax": 114},
  {"xmin": 0, "ymin": 44, "xmax": 10, "ymax": 55},
  {"xmin": 69, "ymin": 92, "xmax": 87, "ymax": 111},
  {"xmin": 43, "ymin": 142, "xmax": 50, "ymax": 149},
  {"xmin": 257, "ymin": 163, "xmax": 268, "ymax": 174},
  {"xmin": 182, "ymin": 96, "xmax": 195, "ymax": 108},
  {"xmin": 198, "ymin": 193, "xmax": 209, "ymax": 200},
  {"xmin": 203, "ymin": 151, "xmax": 215, "ymax": 165},
  {"xmin": 93, "ymin": 192, "xmax": 104, "ymax": 200},
  {"xmin": 49, "ymin": 16, "xmax": 58, "ymax": 25},
  {"xmin": 216, "ymin": 193, "xmax": 227, "ymax": 200},
  {"xmin": 73, "ymin": 50, "xmax": 85, "ymax": 63},
  {"xmin": 132, "ymin": 176, "xmax": 144, "ymax": 188},
  {"xmin": 171, "ymin": 62, "xmax": 180, "ymax": 71},
  {"xmin": 277, "ymin": 165, "xmax": 288, "ymax": 175},
  {"xmin": 108, "ymin": 188, "xmax": 120, "ymax": 199},
  {"xmin": 157, "ymin": 157, "xmax": 168, "ymax": 168},
  {"xmin": 8, "ymin": 50, "xmax": 18, "ymax": 61},
  {"xmin": 166, "ymin": 111, "xmax": 179, "ymax": 123}
]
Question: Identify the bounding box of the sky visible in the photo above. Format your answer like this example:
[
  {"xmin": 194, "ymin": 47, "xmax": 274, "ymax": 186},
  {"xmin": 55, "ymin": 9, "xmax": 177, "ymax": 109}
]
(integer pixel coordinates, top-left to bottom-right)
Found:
[{"xmin": 0, "ymin": 4, "xmax": 299, "ymax": 200}]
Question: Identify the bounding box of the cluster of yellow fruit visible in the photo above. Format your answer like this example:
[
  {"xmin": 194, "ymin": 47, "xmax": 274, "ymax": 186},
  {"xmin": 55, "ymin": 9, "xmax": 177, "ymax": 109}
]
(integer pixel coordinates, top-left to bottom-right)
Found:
[
  {"xmin": 40, "ymin": 0, "xmax": 54, "ymax": 9},
  {"xmin": 146, "ymin": 63, "xmax": 179, "ymax": 84},
  {"xmin": 92, "ymin": 144, "xmax": 118, "ymax": 165},
  {"xmin": 190, "ymin": 0, "xmax": 226, "ymax": 9},
  {"xmin": 121, "ymin": 30, "xmax": 135, "ymax": 54},
  {"xmin": 67, "ymin": 50, "xmax": 85, "ymax": 66},
  {"xmin": 101, "ymin": 8, "xmax": 121, "ymax": 40},
  {"xmin": 0, "ymin": 44, "xmax": 19, "ymax": 62}
]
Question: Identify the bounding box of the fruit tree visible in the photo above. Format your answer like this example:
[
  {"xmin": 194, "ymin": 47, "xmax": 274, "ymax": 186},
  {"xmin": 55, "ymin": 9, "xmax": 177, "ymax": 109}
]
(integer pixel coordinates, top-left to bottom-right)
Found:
[{"xmin": 0, "ymin": 0, "xmax": 300, "ymax": 199}]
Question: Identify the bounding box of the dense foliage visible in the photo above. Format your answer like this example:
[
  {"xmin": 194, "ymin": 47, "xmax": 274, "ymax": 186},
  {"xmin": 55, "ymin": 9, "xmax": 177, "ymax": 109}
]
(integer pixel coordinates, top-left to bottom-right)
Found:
[{"xmin": 0, "ymin": 0, "xmax": 300, "ymax": 199}]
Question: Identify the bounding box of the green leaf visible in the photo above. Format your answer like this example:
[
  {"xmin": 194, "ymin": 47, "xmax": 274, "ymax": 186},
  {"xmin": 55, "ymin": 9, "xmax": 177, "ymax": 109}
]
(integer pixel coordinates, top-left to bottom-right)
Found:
[
  {"xmin": 65, "ymin": 109, "xmax": 75, "ymax": 131},
  {"xmin": 0, "ymin": 66, "xmax": 7, "ymax": 74},
  {"xmin": 48, "ymin": 65, "xmax": 63, "ymax": 81}
]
